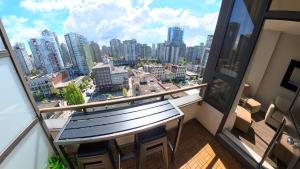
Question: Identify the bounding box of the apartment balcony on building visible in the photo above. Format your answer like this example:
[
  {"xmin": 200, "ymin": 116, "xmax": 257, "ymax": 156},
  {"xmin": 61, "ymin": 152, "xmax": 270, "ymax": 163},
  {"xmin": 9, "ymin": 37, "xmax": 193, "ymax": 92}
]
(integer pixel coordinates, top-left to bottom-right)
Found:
[{"xmin": 1, "ymin": 1, "xmax": 300, "ymax": 169}]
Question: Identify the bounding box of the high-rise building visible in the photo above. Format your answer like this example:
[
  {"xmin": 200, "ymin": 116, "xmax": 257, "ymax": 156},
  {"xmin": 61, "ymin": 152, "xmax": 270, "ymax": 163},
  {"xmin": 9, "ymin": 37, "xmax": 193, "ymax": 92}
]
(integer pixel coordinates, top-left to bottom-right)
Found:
[
  {"xmin": 13, "ymin": 42, "xmax": 33, "ymax": 75},
  {"xmin": 156, "ymin": 43, "xmax": 167, "ymax": 62},
  {"xmin": 123, "ymin": 39, "xmax": 137, "ymax": 61},
  {"xmin": 110, "ymin": 39, "xmax": 122, "ymax": 58},
  {"xmin": 166, "ymin": 27, "xmax": 184, "ymax": 64},
  {"xmin": 28, "ymin": 38, "xmax": 43, "ymax": 69},
  {"xmin": 165, "ymin": 44, "xmax": 180, "ymax": 64},
  {"xmin": 40, "ymin": 30, "xmax": 64, "ymax": 70},
  {"xmin": 151, "ymin": 44, "xmax": 156, "ymax": 59},
  {"xmin": 139, "ymin": 44, "xmax": 151, "ymax": 58},
  {"xmin": 28, "ymin": 30, "xmax": 64, "ymax": 74},
  {"xmin": 64, "ymin": 33, "xmax": 90, "ymax": 75},
  {"xmin": 205, "ymin": 35, "xmax": 214, "ymax": 48},
  {"xmin": 83, "ymin": 44, "xmax": 94, "ymax": 74},
  {"xmin": 101, "ymin": 45, "xmax": 111, "ymax": 56},
  {"xmin": 60, "ymin": 43, "xmax": 72, "ymax": 66},
  {"xmin": 90, "ymin": 41, "xmax": 101, "ymax": 63},
  {"xmin": 168, "ymin": 27, "xmax": 184, "ymax": 46}
]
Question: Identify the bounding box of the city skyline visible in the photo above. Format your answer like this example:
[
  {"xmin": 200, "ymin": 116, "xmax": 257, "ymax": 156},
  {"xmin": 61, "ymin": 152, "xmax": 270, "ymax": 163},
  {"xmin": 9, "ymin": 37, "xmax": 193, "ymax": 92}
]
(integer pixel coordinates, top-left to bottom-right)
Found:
[{"xmin": 1, "ymin": 0, "xmax": 221, "ymax": 50}]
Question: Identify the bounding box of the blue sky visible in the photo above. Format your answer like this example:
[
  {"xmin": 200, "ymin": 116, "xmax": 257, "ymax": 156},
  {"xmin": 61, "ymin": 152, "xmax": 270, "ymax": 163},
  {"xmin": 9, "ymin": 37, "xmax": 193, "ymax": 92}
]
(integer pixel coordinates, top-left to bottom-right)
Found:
[{"xmin": 0, "ymin": 0, "xmax": 221, "ymax": 50}]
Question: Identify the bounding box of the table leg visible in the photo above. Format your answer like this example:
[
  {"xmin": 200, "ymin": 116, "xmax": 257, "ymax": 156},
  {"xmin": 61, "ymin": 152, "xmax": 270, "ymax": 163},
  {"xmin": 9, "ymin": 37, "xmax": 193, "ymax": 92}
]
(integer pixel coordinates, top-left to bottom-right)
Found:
[
  {"xmin": 55, "ymin": 144, "xmax": 74, "ymax": 169},
  {"xmin": 172, "ymin": 116, "xmax": 184, "ymax": 159}
]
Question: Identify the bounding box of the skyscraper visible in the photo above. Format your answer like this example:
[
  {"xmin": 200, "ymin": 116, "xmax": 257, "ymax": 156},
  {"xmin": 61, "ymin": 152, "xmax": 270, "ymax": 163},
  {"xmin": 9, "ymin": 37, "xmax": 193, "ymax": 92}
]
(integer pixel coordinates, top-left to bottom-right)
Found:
[
  {"xmin": 166, "ymin": 27, "xmax": 184, "ymax": 64},
  {"xmin": 13, "ymin": 42, "xmax": 33, "ymax": 75},
  {"xmin": 28, "ymin": 38, "xmax": 43, "ymax": 69},
  {"xmin": 41, "ymin": 29, "xmax": 64, "ymax": 70},
  {"xmin": 83, "ymin": 44, "xmax": 94, "ymax": 74},
  {"xmin": 28, "ymin": 30, "xmax": 64, "ymax": 74},
  {"xmin": 60, "ymin": 43, "xmax": 72, "ymax": 66},
  {"xmin": 156, "ymin": 43, "xmax": 167, "ymax": 62},
  {"xmin": 123, "ymin": 39, "xmax": 137, "ymax": 61},
  {"xmin": 110, "ymin": 39, "xmax": 122, "ymax": 58},
  {"xmin": 90, "ymin": 41, "xmax": 101, "ymax": 63},
  {"xmin": 101, "ymin": 45, "xmax": 111, "ymax": 56},
  {"xmin": 205, "ymin": 35, "xmax": 214, "ymax": 48},
  {"xmin": 64, "ymin": 33, "xmax": 90, "ymax": 75},
  {"xmin": 168, "ymin": 27, "xmax": 184, "ymax": 46}
]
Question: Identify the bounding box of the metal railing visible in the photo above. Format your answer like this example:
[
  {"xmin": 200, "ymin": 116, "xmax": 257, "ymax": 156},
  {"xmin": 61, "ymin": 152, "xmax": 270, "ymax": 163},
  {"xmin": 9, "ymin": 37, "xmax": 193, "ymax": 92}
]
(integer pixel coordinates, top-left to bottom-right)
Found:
[{"xmin": 39, "ymin": 83, "xmax": 207, "ymax": 113}]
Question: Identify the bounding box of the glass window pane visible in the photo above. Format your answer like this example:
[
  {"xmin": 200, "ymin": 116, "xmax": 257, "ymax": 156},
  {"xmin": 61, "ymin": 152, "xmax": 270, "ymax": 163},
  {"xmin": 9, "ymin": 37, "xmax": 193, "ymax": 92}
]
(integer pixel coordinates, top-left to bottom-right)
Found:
[
  {"xmin": 0, "ymin": 57, "xmax": 36, "ymax": 152},
  {"xmin": 205, "ymin": 78, "xmax": 233, "ymax": 111},
  {"xmin": 270, "ymin": 0, "xmax": 300, "ymax": 11},
  {"xmin": 0, "ymin": 37, "xmax": 5, "ymax": 51},
  {"xmin": 0, "ymin": 124, "xmax": 53, "ymax": 169},
  {"xmin": 215, "ymin": 0, "xmax": 258, "ymax": 78}
]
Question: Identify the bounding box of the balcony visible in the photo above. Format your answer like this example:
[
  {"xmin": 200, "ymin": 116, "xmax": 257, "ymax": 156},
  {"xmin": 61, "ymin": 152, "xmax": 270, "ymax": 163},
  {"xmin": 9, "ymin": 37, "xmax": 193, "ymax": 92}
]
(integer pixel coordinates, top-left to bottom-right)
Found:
[{"xmin": 35, "ymin": 83, "xmax": 245, "ymax": 169}]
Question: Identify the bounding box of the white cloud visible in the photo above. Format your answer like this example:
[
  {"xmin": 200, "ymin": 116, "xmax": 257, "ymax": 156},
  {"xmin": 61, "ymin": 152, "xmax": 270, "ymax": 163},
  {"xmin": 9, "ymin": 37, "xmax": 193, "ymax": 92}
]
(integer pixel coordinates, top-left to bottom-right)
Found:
[
  {"xmin": 2, "ymin": 15, "xmax": 48, "ymax": 45},
  {"xmin": 19, "ymin": 0, "xmax": 219, "ymax": 46}
]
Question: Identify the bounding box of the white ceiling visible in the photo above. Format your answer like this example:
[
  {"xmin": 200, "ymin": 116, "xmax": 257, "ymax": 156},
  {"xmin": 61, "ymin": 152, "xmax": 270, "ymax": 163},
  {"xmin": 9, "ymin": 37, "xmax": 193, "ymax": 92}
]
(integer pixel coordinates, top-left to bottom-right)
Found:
[{"xmin": 264, "ymin": 20, "xmax": 300, "ymax": 35}]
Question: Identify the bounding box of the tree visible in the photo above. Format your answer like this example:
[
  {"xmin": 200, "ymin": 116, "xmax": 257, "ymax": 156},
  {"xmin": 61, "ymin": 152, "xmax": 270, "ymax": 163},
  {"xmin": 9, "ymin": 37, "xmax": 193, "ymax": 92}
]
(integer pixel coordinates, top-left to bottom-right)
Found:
[
  {"xmin": 41, "ymin": 98, "xmax": 48, "ymax": 104},
  {"xmin": 50, "ymin": 87, "xmax": 61, "ymax": 98},
  {"xmin": 123, "ymin": 88, "xmax": 128, "ymax": 97},
  {"xmin": 107, "ymin": 94, "xmax": 114, "ymax": 100},
  {"xmin": 179, "ymin": 59, "xmax": 187, "ymax": 65},
  {"xmin": 33, "ymin": 90, "xmax": 44, "ymax": 101},
  {"xmin": 30, "ymin": 68, "xmax": 41, "ymax": 76},
  {"xmin": 63, "ymin": 83, "xmax": 85, "ymax": 105}
]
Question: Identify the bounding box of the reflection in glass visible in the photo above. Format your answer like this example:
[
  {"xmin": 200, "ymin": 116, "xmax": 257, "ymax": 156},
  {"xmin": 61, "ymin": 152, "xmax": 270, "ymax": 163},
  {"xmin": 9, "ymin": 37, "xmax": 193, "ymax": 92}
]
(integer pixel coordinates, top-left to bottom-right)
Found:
[
  {"xmin": 0, "ymin": 36, "xmax": 5, "ymax": 51},
  {"xmin": 216, "ymin": 0, "xmax": 257, "ymax": 78},
  {"xmin": 205, "ymin": 78, "xmax": 232, "ymax": 111}
]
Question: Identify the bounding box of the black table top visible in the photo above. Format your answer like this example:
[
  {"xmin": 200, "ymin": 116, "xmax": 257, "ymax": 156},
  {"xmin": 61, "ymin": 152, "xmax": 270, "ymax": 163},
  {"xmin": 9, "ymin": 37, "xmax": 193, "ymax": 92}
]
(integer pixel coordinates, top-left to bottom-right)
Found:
[{"xmin": 55, "ymin": 100, "xmax": 184, "ymax": 144}]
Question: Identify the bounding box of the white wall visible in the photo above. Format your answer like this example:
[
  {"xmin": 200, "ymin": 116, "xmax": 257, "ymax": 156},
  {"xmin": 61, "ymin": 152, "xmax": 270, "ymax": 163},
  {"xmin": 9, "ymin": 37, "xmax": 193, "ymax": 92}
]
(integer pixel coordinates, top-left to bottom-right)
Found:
[
  {"xmin": 246, "ymin": 30, "xmax": 281, "ymax": 96},
  {"xmin": 255, "ymin": 33, "xmax": 300, "ymax": 109}
]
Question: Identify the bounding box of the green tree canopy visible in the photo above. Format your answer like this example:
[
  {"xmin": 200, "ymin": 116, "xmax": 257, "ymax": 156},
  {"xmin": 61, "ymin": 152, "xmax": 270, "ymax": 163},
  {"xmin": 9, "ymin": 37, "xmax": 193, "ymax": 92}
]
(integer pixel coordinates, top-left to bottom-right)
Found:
[
  {"xmin": 123, "ymin": 88, "xmax": 128, "ymax": 97},
  {"xmin": 107, "ymin": 94, "xmax": 114, "ymax": 100},
  {"xmin": 63, "ymin": 83, "xmax": 85, "ymax": 105}
]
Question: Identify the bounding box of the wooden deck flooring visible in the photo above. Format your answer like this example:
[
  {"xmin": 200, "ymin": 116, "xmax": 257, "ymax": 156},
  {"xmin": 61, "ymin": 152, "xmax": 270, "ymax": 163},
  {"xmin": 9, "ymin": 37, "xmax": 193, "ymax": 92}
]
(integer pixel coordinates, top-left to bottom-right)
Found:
[
  {"xmin": 231, "ymin": 110, "xmax": 286, "ymax": 168},
  {"xmin": 121, "ymin": 120, "xmax": 245, "ymax": 169}
]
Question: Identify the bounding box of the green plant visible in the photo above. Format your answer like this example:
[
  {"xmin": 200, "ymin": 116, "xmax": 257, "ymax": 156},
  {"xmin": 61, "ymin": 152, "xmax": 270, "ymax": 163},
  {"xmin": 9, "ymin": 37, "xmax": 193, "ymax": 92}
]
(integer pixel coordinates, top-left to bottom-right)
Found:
[
  {"xmin": 63, "ymin": 82, "xmax": 85, "ymax": 105},
  {"xmin": 48, "ymin": 155, "xmax": 65, "ymax": 169},
  {"xmin": 41, "ymin": 98, "xmax": 49, "ymax": 104}
]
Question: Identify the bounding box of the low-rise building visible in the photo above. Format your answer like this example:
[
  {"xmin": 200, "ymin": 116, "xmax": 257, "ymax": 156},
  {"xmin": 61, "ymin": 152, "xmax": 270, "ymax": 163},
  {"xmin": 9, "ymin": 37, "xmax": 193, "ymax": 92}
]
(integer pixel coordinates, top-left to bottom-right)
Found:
[
  {"xmin": 92, "ymin": 63, "xmax": 112, "ymax": 91},
  {"xmin": 143, "ymin": 65, "xmax": 165, "ymax": 81},
  {"xmin": 28, "ymin": 74, "xmax": 54, "ymax": 98},
  {"xmin": 172, "ymin": 65, "xmax": 186, "ymax": 80},
  {"xmin": 28, "ymin": 72, "xmax": 69, "ymax": 97},
  {"xmin": 111, "ymin": 66, "xmax": 129, "ymax": 89}
]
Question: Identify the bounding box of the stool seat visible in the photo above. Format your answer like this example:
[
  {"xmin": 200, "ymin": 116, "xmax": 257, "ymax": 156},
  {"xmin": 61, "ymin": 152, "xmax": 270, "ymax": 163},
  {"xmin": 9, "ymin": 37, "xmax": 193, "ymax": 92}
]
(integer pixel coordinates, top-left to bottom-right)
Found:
[
  {"xmin": 137, "ymin": 126, "xmax": 166, "ymax": 144},
  {"xmin": 136, "ymin": 126, "xmax": 168, "ymax": 169},
  {"xmin": 77, "ymin": 141, "xmax": 108, "ymax": 157}
]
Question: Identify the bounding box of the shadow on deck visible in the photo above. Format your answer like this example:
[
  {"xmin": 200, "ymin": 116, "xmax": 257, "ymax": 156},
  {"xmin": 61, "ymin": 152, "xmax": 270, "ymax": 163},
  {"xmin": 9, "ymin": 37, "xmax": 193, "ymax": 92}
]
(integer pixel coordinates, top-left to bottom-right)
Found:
[{"xmin": 121, "ymin": 120, "xmax": 245, "ymax": 169}]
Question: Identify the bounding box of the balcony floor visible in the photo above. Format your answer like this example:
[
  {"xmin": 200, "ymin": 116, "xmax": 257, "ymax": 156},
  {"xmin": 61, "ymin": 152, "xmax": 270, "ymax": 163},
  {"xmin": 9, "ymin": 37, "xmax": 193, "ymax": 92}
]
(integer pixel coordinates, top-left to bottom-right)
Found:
[{"xmin": 121, "ymin": 120, "xmax": 245, "ymax": 169}]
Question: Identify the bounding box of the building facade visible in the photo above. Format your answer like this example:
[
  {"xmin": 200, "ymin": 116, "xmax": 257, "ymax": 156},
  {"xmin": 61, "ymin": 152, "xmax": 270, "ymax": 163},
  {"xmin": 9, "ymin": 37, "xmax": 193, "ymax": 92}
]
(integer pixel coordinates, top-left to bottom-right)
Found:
[
  {"xmin": 123, "ymin": 39, "xmax": 137, "ymax": 61},
  {"xmin": 110, "ymin": 39, "xmax": 122, "ymax": 58},
  {"xmin": 13, "ymin": 42, "xmax": 33, "ymax": 75},
  {"xmin": 60, "ymin": 43, "xmax": 72, "ymax": 66},
  {"xmin": 172, "ymin": 65, "xmax": 186, "ymax": 80},
  {"xmin": 64, "ymin": 33, "xmax": 90, "ymax": 75},
  {"xmin": 92, "ymin": 63, "xmax": 112, "ymax": 91},
  {"xmin": 90, "ymin": 41, "xmax": 101, "ymax": 63}
]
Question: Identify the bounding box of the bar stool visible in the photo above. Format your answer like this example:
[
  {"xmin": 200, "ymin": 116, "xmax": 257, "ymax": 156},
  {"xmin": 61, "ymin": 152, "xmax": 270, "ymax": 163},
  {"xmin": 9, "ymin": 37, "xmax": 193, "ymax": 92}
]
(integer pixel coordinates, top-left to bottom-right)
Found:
[
  {"xmin": 76, "ymin": 141, "xmax": 114, "ymax": 169},
  {"xmin": 136, "ymin": 126, "xmax": 169, "ymax": 169}
]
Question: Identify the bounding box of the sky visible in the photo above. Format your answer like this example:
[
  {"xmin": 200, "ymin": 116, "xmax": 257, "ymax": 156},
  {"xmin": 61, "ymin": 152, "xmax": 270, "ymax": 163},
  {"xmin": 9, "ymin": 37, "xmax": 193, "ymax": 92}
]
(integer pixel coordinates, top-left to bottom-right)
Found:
[{"xmin": 0, "ymin": 0, "xmax": 221, "ymax": 51}]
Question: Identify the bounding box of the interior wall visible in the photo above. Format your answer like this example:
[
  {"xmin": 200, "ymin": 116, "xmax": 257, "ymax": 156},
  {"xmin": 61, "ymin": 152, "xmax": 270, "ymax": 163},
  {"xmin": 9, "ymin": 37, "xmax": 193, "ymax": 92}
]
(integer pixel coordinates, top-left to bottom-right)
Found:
[
  {"xmin": 255, "ymin": 32, "xmax": 300, "ymax": 109},
  {"xmin": 246, "ymin": 30, "xmax": 281, "ymax": 96}
]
